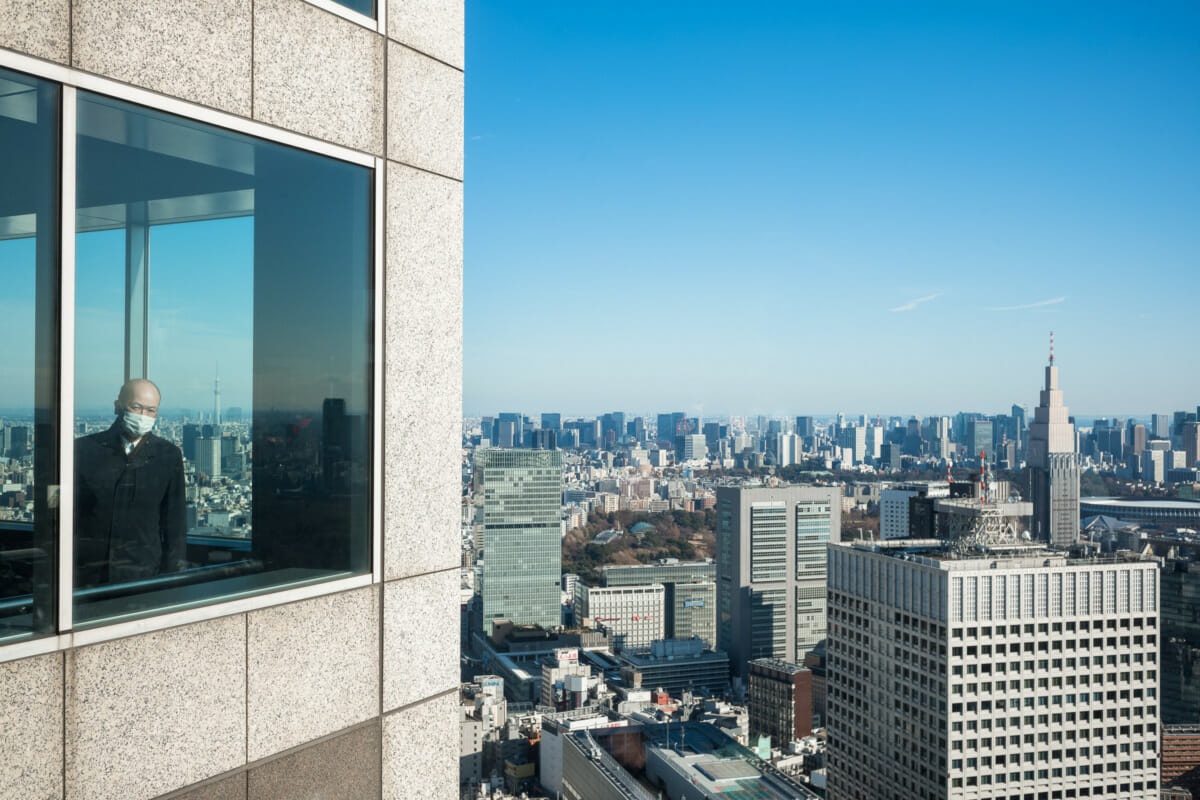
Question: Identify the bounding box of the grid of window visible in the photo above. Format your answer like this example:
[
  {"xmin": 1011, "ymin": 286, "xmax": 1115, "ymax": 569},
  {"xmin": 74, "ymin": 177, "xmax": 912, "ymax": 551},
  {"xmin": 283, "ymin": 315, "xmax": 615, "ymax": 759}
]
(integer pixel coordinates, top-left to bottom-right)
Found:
[
  {"xmin": 828, "ymin": 545, "xmax": 1161, "ymax": 800},
  {"xmin": 749, "ymin": 504, "xmax": 787, "ymax": 582}
]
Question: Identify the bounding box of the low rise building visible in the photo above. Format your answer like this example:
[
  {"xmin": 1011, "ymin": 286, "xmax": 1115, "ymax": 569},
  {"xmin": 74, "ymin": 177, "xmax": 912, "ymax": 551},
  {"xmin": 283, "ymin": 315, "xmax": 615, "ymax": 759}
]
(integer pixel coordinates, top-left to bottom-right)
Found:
[
  {"xmin": 747, "ymin": 658, "xmax": 813, "ymax": 747},
  {"xmin": 1163, "ymin": 725, "xmax": 1200, "ymax": 797},
  {"xmin": 575, "ymin": 583, "xmax": 666, "ymax": 650},
  {"xmin": 618, "ymin": 638, "xmax": 731, "ymax": 698}
]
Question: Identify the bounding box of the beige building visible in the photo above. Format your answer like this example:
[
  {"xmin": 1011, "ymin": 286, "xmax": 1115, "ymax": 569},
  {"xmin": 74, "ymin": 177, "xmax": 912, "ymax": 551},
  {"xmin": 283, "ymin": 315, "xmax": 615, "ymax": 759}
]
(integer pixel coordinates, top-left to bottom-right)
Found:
[{"xmin": 0, "ymin": 1, "xmax": 463, "ymax": 798}]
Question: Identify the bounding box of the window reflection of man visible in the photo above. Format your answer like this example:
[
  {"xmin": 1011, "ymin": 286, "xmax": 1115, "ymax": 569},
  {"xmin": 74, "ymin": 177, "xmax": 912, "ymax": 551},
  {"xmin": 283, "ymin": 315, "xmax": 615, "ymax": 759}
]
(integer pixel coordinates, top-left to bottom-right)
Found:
[{"xmin": 75, "ymin": 379, "xmax": 187, "ymax": 588}]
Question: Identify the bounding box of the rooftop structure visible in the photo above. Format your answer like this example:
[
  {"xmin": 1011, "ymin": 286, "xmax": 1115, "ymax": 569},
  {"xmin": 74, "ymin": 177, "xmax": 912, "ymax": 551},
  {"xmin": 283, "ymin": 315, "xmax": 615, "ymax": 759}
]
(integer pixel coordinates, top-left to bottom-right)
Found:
[{"xmin": 559, "ymin": 721, "xmax": 820, "ymax": 800}]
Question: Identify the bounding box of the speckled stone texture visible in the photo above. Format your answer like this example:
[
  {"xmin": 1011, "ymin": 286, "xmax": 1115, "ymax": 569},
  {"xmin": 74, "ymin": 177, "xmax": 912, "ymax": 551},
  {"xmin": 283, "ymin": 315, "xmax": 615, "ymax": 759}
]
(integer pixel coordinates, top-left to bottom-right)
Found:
[
  {"xmin": 247, "ymin": 723, "xmax": 380, "ymax": 800},
  {"xmin": 387, "ymin": 0, "xmax": 463, "ymax": 70},
  {"xmin": 246, "ymin": 587, "xmax": 379, "ymax": 761},
  {"xmin": 0, "ymin": 653, "xmax": 62, "ymax": 800},
  {"xmin": 383, "ymin": 693, "xmax": 455, "ymax": 800},
  {"xmin": 384, "ymin": 163, "xmax": 462, "ymax": 581},
  {"xmin": 65, "ymin": 615, "xmax": 246, "ymax": 800},
  {"xmin": 72, "ymin": 0, "xmax": 252, "ymax": 115},
  {"xmin": 0, "ymin": 0, "xmax": 69, "ymax": 63},
  {"xmin": 252, "ymin": 0, "xmax": 384, "ymax": 154},
  {"xmin": 157, "ymin": 773, "xmax": 245, "ymax": 800},
  {"xmin": 387, "ymin": 43, "xmax": 463, "ymax": 178},
  {"xmin": 383, "ymin": 571, "xmax": 458, "ymax": 711}
]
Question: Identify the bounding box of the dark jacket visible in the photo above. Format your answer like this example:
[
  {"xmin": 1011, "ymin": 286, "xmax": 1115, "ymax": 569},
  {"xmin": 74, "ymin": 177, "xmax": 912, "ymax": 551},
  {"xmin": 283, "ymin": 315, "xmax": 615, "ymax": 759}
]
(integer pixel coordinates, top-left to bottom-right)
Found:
[{"xmin": 75, "ymin": 420, "xmax": 187, "ymax": 587}]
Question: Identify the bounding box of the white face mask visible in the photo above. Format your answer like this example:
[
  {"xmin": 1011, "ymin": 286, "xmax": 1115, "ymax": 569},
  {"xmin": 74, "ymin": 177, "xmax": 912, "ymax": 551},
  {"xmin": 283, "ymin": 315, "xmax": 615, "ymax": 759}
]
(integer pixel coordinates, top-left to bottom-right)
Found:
[{"xmin": 121, "ymin": 410, "xmax": 156, "ymax": 438}]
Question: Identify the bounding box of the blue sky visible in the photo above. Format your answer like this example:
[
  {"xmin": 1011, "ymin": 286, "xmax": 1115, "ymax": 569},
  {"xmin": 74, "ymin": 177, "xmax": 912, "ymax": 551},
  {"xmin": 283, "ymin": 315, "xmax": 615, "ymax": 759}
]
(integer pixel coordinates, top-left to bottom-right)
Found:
[{"xmin": 464, "ymin": 1, "xmax": 1200, "ymax": 419}]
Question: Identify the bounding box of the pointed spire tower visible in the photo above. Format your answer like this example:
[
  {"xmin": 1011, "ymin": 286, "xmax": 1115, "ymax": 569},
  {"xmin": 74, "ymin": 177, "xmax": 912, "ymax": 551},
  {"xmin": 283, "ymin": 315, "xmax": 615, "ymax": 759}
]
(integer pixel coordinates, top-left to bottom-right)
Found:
[{"xmin": 1027, "ymin": 332, "xmax": 1080, "ymax": 546}]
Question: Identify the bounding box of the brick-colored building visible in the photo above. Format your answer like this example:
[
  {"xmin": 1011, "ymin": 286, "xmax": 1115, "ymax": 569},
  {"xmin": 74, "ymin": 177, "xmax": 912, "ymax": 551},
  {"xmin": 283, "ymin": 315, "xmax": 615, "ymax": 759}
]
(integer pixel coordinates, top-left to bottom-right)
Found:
[{"xmin": 747, "ymin": 657, "xmax": 813, "ymax": 747}]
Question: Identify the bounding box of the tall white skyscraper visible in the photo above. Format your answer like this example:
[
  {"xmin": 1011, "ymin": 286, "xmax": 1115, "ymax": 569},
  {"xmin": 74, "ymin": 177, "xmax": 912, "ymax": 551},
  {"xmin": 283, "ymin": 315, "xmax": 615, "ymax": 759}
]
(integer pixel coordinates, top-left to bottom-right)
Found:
[
  {"xmin": 1027, "ymin": 335, "xmax": 1080, "ymax": 547},
  {"xmin": 826, "ymin": 539, "xmax": 1161, "ymax": 800}
]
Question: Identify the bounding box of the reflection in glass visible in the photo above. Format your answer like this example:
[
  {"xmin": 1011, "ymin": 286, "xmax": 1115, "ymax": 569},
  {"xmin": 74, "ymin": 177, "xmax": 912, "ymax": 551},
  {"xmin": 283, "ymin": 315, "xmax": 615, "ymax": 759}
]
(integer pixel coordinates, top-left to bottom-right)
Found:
[
  {"xmin": 74, "ymin": 92, "xmax": 373, "ymax": 626},
  {"xmin": 330, "ymin": 0, "xmax": 374, "ymax": 17},
  {"xmin": 0, "ymin": 68, "xmax": 60, "ymax": 643}
]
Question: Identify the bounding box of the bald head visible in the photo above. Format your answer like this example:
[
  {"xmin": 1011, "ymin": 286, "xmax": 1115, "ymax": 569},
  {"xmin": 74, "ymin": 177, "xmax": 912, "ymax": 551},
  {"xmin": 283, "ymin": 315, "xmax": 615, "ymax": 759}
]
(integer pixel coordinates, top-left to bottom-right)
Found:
[{"xmin": 115, "ymin": 379, "xmax": 161, "ymax": 417}]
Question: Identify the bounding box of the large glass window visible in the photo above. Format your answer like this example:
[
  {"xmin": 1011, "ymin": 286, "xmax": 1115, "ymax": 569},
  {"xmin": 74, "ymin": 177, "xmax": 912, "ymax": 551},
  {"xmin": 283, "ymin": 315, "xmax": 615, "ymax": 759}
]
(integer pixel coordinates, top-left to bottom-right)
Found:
[
  {"xmin": 73, "ymin": 92, "xmax": 373, "ymax": 626},
  {"xmin": 0, "ymin": 68, "xmax": 60, "ymax": 644}
]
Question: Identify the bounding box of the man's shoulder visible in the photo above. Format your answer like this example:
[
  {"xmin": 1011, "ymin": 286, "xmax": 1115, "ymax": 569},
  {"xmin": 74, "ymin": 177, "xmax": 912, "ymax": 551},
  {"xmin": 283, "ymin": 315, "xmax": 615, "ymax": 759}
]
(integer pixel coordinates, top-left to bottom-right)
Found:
[
  {"xmin": 76, "ymin": 428, "xmax": 119, "ymax": 453},
  {"xmin": 145, "ymin": 433, "xmax": 183, "ymax": 459}
]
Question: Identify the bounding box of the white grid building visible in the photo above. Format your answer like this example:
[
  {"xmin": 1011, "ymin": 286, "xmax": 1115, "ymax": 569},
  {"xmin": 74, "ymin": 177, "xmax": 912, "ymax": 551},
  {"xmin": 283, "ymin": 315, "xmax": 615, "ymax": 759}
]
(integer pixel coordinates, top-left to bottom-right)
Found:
[
  {"xmin": 574, "ymin": 583, "xmax": 665, "ymax": 651},
  {"xmin": 826, "ymin": 540, "xmax": 1160, "ymax": 800}
]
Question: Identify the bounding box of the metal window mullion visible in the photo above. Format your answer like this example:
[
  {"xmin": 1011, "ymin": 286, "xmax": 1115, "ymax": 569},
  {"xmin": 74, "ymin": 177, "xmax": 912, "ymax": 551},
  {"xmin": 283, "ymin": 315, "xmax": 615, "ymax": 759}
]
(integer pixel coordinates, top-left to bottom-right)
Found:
[
  {"xmin": 58, "ymin": 85, "xmax": 76, "ymax": 634},
  {"xmin": 124, "ymin": 205, "xmax": 150, "ymax": 381},
  {"xmin": 371, "ymin": 157, "xmax": 384, "ymax": 583}
]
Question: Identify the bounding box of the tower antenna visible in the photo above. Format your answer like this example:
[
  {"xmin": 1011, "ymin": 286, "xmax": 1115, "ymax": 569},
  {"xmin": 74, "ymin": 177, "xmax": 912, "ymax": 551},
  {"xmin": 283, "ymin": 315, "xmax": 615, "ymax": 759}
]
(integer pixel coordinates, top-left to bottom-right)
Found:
[
  {"xmin": 979, "ymin": 449, "xmax": 987, "ymax": 505},
  {"xmin": 1049, "ymin": 331, "xmax": 1054, "ymax": 365}
]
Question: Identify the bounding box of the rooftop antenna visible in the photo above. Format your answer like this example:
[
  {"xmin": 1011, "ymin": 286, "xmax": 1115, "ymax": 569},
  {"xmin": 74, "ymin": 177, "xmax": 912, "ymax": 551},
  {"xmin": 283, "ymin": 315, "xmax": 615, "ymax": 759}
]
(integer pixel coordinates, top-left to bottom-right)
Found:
[
  {"xmin": 979, "ymin": 449, "xmax": 987, "ymax": 505},
  {"xmin": 1049, "ymin": 331, "xmax": 1054, "ymax": 365}
]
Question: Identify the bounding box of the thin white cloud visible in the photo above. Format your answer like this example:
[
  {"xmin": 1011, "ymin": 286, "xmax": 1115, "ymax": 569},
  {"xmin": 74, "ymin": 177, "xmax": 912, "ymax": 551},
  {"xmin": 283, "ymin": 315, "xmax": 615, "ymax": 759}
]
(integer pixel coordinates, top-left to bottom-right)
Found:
[
  {"xmin": 890, "ymin": 293, "xmax": 940, "ymax": 312},
  {"xmin": 989, "ymin": 296, "xmax": 1066, "ymax": 312}
]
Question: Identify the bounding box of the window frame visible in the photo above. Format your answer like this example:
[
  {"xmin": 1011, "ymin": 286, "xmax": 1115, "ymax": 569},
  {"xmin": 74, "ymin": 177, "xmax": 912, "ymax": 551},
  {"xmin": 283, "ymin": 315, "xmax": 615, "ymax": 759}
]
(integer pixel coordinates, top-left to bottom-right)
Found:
[
  {"xmin": 0, "ymin": 48, "xmax": 384, "ymax": 664},
  {"xmin": 304, "ymin": 0, "xmax": 386, "ymax": 31}
]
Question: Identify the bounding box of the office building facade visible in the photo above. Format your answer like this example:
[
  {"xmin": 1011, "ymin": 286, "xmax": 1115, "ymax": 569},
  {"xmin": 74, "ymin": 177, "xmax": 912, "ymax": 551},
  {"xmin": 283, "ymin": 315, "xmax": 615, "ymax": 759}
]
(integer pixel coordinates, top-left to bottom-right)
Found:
[
  {"xmin": 0, "ymin": 4, "xmax": 463, "ymax": 796},
  {"xmin": 881, "ymin": 481, "xmax": 950, "ymax": 540},
  {"xmin": 1184, "ymin": 421, "xmax": 1200, "ymax": 468},
  {"xmin": 477, "ymin": 448, "xmax": 564, "ymax": 632},
  {"xmin": 1027, "ymin": 349, "xmax": 1080, "ymax": 547},
  {"xmin": 715, "ymin": 485, "xmax": 840, "ymax": 678},
  {"xmin": 574, "ymin": 583, "xmax": 665, "ymax": 650},
  {"xmin": 827, "ymin": 540, "xmax": 1160, "ymax": 800},
  {"xmin": 601, "ymin": 559, "xmax": 717, "ymax": 649}
]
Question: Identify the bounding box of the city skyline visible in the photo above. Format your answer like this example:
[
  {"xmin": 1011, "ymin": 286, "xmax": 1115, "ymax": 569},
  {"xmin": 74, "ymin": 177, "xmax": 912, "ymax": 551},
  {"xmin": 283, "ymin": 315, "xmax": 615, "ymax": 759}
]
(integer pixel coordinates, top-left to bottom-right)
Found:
[{"xmin": 466, "ymin": 1, "xmax": 1200, "ymax": 414}]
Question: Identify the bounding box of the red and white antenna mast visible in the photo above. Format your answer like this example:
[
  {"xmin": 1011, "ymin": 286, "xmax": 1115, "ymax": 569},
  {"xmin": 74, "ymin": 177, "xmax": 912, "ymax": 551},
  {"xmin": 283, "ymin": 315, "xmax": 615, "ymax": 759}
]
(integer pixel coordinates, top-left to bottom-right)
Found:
[{"xmin": 979, "ymin": 449, "xmax": 987, "ymax": 504}]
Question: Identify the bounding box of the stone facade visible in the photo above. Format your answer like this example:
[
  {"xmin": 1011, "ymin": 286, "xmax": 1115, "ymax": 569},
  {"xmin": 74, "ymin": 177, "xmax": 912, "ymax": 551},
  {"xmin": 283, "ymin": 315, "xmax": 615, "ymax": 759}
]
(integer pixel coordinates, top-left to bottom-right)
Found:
[{"xmin": 0, "ymin": 1, "xmax": 463, "ymax": 797}]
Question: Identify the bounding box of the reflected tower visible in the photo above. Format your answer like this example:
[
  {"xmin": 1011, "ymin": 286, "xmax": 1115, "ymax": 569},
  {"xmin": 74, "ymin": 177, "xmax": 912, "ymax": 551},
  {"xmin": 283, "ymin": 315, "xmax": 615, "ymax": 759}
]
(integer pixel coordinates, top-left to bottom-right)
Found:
[{"xmin": 213, "ymin": 367, "xmax": 221, "ymax": 426}]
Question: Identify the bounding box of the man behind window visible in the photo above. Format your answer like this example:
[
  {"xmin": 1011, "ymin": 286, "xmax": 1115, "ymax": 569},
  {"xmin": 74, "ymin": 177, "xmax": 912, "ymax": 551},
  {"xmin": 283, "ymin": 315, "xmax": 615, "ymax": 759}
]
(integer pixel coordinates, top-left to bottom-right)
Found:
[{"xmin": 75, "ymin": 379, "xmax": 187, "ymax": 588}]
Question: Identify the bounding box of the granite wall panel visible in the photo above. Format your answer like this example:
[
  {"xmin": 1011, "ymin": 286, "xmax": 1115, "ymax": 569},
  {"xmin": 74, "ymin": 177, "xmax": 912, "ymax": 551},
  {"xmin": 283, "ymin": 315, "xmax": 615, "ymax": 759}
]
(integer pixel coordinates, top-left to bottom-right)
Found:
[
  {"xmin": 65, "ymin": 616, "xmax": 246, "ymax": 800},
  {"xmin": 246, "ymin": 587, "xmax": 379, "ymax": 761},
  {"xmin": 72, "ymin": 0, "xmax": 252, "ymax": 115}
]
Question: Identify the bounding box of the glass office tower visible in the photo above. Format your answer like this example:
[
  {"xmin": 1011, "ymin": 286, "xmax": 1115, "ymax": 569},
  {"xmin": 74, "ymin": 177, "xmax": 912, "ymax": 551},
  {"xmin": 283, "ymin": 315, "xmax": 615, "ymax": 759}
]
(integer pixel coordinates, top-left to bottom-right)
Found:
[{"xmin": 476, "ymin": 448, "xmax": 563, "ymax": 632}]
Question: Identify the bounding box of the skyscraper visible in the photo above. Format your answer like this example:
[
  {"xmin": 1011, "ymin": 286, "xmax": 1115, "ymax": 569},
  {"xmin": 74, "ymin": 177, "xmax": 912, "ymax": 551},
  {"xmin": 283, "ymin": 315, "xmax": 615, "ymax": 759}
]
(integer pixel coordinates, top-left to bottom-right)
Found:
[
  {"xmin": 1027, "ymin": 339, "xmax": 1080, "ymax": 547},
  {"xmin": 475, "ymin": 448, "xmax": 564, "ymax": 632},
  {"xmin": 1184, "ymin": 421, "xmax": 1200, "ymax": 468},
  {"xmin": 715, "ymin": 485, "xmax": 840, "ymax": 679},
  {"xmin": 826, "ymin": 538, "xmax": 1161, "ymax": 799}
]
